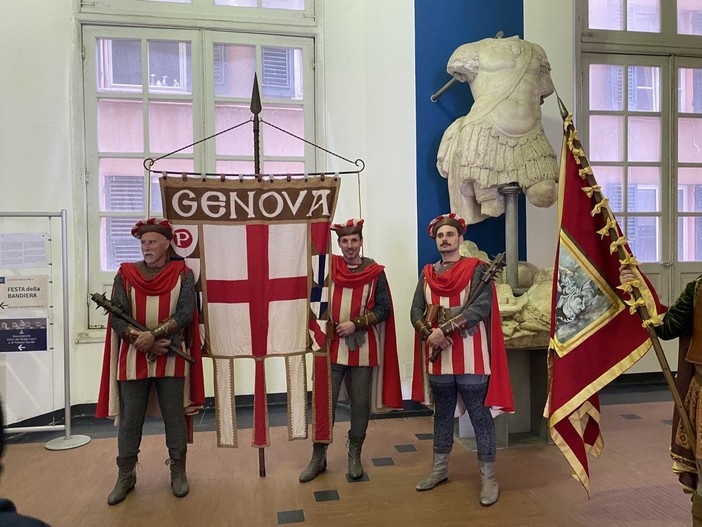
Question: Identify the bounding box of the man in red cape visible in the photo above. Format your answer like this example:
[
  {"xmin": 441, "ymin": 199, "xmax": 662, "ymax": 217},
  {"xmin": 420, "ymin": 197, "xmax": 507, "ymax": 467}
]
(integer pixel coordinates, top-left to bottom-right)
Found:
[
  {"xmin": 411, "ymin": 212, "xmax": 512, "ymax": 506},
  {"xmin": 299, "ymin": 218, "xmax": 402, "ymax": 482},
  {"xmin": 96, "ymin": 218, "xmax": 204, "ymax": 505}
]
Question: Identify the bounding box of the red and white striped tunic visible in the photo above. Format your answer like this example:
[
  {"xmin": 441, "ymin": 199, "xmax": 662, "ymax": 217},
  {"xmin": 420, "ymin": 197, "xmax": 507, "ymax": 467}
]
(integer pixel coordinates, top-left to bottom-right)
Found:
[
  {"xmin": 118, "ymin": 273, "xmax": 189, "ymax": 381},
  {"xmin": 328, "ymin": 278, "xmax": 380, "ymax": 367},
  {"xmin": 422, "ymin": 278, "xmax": 491, "ymax": 376}
]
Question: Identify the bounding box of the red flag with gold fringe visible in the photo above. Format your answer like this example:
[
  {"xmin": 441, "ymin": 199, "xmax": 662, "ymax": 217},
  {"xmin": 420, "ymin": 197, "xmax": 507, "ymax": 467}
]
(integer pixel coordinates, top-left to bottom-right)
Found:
[{"xmin": 545, "ymin": 112, "xmax": 665, "ymax": 493}]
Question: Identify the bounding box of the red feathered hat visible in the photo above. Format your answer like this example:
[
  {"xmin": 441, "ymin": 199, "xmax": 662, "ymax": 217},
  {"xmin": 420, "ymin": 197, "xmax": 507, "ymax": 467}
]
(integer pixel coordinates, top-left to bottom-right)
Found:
[
  {"xmin": 427, "ymin": 213, "xmax": 467, "ymax": 239},
  {"xmin": 131, "ymin": 218, "xmax": 173, "ymax": 240},
  {"xmin": 331, "ymin": 218, "xmax": 364, "ymax": 238}
]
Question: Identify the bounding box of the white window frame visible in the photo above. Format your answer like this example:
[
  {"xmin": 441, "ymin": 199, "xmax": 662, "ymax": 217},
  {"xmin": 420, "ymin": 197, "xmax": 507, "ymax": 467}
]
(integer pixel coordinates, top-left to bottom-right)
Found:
[
  {"xmin": 577, "ymin": 0, "xmax": 702, "ymax": 303},
  {"xmin": 78, "ymin": 0, "xmax": 316, "ymax": 28},
  {"xmin": 81, "ymin": 19, "xmax": 317, "ymax": 328}
]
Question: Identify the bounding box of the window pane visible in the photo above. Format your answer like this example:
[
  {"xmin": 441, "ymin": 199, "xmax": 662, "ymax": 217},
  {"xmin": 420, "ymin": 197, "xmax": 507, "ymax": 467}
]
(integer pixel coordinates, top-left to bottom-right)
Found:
[
  {"xmin": 678, "ymin": 0, "xmax": 702, "ymax": 35},
  {"xmin": 214, "ymin": 45, "xmax": 255, "ymax": 98},
  {"xmin": 215, "ymin": 104, "xmax": 254, "ymax": 155},
  {"xmin": 149, "ymin": 101, "xmax": 193, "ymax": 154},
  {"xmin": 98, "ymin": 99, "xmax": 144, "ymax": 153},
  {"xmin": 590, "ymin": 64, "xmax": 624, "ymax": 111},
  {"xmin": 593, "ymin": 166, "xmax": 625, "ymax": 212},
  {"xmin": 589, "ymin": 115, "xmax": 624, "ymax": 161},
  {"xmin": 678, "ymin": 68, "xmax": 702, "ymax": 113},
  {"xmin": 102, "ymin": 217, "xmax": 143, "ymax": 272},
  {"xmin": 99, "ymin": 158, "xmax": 145, "ymax": 212},
  {"xmin": 261, "ymin": 0, "xmax": 304, "ymax": 9},
  {"xmin": 214, "ymin": 0, "xmax": 306, "ymax": 8},
  {"xmin": 262, "ymin": 105, "xmax": 304, "ymax": 156},
  {"xmin": 215, "ymin": 0, "xmax": 258, "ymax": 5},
  {"xmin": 628, "ymin": 66, "xmax": 660, "ymax": 111},
  {"xmin": 678, "ymin": 170, "xmax": 702, "ymax": 212},
  {"xmin": 262, "ymin": 47, "xmax": 303, "ymax": 99},
  {"xmin": 263, "ymin": 161, "xmax": 305, "ymax": 174},
  {"xmin": 216, "ymin": 160, "xmax": 255, "ymax": 174},
  {"xmin": 97, "ymin": 39, "xmax": 142, "ymax": 94},
  {"xmin": 627, "ymin": 166, "xmax": 660, "ymax": 212},
  {"xmin": 679, "ymin": 171, "xmax": 702, "ymax": 213},
  {"xmin": 627, "ymin": 0, "xmax": 660, "ymax": 32},
  {"xmin": 150, "ymin": 158, "xmax": 194, "ymax": 214},
  {"xmin": 148, "ymin": 41, "xmax": 192, "ymax": 95},
  {"xmin": 626, "ymin": 216, "xmax": 659, "ymax": 262},
  {"xmin": 149, "ymin": 0, "xmax": 191, "ymax": 3},
  {"xmin": 589, "ymin": 0, "xmax": 624, "ymax": 30},
  {"xmin": 678, "ymin": 216, "xmax": 702, "ymax": 261},
  {"xmin": 628, "ymin": 116, "xmax": 660, "ymax": 161},
  {"xmin": 678, "ymin": 118, "xmax": 702, "ymax": 162}
]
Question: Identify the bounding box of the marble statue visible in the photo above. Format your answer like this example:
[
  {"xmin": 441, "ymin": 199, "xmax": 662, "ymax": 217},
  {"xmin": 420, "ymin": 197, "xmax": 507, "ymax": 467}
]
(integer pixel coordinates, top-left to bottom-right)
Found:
[
  {"xmin": 459, "ymin": 240, "xmax": 551, "ymax": 349},
  {"xmin": 437, "ymin": 36, "xmax": 559, "ymax": 225}
]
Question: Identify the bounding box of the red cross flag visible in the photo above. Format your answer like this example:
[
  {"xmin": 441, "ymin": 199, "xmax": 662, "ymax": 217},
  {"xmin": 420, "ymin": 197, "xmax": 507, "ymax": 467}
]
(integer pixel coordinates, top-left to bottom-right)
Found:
[{"xmin": 161, "ymin": 176, "xmax": 340, "ymax": 448}]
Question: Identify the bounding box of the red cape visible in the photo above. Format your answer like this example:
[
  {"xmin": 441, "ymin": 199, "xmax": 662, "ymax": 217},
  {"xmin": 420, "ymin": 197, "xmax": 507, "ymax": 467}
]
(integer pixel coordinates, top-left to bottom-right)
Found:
[
  {"xmin": 411, "ymin": 258, "xmax": 513, "ymax": 413},
  {"xmin": 96, "ymin": 260, "xmax": 205, "ymax": 438},
  {"xmin": 331, "ymin": 255, "xmax": 403, "ymax": 409}
]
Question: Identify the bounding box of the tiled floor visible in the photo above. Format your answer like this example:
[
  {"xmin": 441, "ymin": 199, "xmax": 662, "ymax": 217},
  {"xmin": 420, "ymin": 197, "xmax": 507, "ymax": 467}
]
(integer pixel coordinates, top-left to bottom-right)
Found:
[{"xmin": 2, "ymin": 383, "xmax": 692, "ymax": 526}]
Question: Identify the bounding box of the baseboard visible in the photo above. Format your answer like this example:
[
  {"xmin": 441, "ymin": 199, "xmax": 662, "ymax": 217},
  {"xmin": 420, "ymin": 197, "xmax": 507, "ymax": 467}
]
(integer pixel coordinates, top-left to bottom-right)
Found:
[{"xmin": 608, "ymin": 372, "xmax": 668, "ymax": 387}]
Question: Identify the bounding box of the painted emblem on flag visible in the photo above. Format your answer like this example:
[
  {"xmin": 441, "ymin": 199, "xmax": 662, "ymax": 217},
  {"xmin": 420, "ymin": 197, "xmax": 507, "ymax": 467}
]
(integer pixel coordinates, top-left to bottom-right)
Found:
[
  {"xmin": 171, "ymin": 224, "xmax": 201, "ymax": 284},
  {"xmin": 553, "ymin": 234, "xmax": 622, "ymax": 355},
  {"xmin": 171, "ymin": 225, "xmax": 198, "ymax": 257}
]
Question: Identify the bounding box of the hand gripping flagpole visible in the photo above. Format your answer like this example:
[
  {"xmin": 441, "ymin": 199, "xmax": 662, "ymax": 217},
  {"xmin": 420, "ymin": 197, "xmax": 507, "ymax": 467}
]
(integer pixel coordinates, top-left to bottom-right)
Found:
[{"xmin": 558, "ymin": 96, "xmax": 701, "ymax": 477}]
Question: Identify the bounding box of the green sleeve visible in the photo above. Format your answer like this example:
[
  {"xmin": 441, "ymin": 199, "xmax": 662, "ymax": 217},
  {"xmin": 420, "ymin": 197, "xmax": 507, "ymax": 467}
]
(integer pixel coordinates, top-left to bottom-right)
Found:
[{"xmin": 656, "ymin": 277, "xmax": 701, "ymax": 340}]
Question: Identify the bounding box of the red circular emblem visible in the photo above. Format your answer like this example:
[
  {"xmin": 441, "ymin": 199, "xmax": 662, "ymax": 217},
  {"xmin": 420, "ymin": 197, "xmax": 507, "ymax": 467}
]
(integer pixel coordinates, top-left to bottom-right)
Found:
[{"xmin": 172, "ymin": 228, "xmax": 193, "ymax": 249}]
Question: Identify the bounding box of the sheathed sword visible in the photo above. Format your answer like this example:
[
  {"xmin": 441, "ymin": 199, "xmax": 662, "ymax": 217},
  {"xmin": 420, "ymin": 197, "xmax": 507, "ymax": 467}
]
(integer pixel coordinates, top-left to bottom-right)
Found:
[
  {"xmin": 428, "ymin": 253, "xmax": 506, "ymax": 363},
  {"xmin": 90, "ymin": 292, "xmax": 195, "ymax": 364}
]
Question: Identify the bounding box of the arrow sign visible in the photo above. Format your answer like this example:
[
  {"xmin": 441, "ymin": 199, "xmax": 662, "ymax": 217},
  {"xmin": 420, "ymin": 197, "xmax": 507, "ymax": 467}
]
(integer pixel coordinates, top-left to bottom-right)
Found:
[
  {"xmin": 0, "ymin": 321, "xmax": 47, "ymax": 352},
  {"xmin": 0, "ymin": 302, "xmax": 6, "ymax": 309}
]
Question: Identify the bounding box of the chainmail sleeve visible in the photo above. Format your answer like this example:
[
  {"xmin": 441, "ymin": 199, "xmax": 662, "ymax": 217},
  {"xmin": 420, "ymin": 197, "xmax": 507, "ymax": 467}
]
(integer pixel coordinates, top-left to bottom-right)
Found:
[
  {"xmin": 171, "ymin": 270, "xmax": 196, "ymax": 330},
  {"xmin": 410, "ymin": 272, "xmax": 427, "ymax": 326},
  {"xmin": 109, "ymin": 273, "xmax": 130, "ymax": 336},
  {"xmin": 166, "ymin": 270, "xmax": 196, "ymax": 347},
  {"xmin": 369, "ymin": 270, "xmax": 391, "ymax": 323}
]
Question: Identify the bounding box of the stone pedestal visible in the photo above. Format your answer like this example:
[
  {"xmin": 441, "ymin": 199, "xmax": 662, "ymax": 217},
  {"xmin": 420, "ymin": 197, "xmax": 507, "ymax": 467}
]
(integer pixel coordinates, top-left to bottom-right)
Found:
[{"xmin": 458, "ymin": 347, "xmax": 549, "ymax": 447}]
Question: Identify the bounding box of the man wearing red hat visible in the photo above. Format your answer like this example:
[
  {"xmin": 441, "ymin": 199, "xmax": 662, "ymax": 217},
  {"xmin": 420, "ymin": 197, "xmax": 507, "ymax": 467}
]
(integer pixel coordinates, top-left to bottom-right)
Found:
[
  {"xmin": 410, "ymin": 213, "xmax": 513, "ymax": 506},
  {"xmin": 96, "ymin": 218, "xmax": 204, "ymax": 505},
  {"xmin": 299, "ymin": 218, "xmax": 402, "ymax": 482}
]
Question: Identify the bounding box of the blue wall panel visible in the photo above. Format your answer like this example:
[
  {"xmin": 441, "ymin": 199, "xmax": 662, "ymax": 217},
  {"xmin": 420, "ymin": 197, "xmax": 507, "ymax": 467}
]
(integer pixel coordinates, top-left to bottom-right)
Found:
[{"xmin": 414, "ymin": 0, "xmax": 525, "ymax": 270}]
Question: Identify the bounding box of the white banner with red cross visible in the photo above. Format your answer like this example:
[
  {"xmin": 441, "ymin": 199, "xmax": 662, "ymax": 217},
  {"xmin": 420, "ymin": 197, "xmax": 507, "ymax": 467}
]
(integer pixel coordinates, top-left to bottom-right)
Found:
[{"xmin": 161, "ymin": 176, "xmax": 339, "ymax": 448}]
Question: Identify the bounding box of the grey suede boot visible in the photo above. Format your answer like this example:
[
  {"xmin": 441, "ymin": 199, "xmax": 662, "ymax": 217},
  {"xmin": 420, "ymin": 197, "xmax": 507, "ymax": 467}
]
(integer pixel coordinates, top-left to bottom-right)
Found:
[
  {"xmin": 347, "ymin": 433, "xmax": 364, "ymax": 480},
  {"xmin": 299, "ymin": 443, "xmax": 328, "ymax": 482},
  {"xmin": 478, "ymin": 459, "xmax": 499, "ymax": 506},
  {"xmin": 167, "ymin": 450, "xmax": 189, "ymax": 498},
  {"xmin": 416, "ymin": 452, "xmax": 450, "ymax": 491},
  {"xmin": 107, "ymin": 455, "xmax": 137, "ymax": 505}
]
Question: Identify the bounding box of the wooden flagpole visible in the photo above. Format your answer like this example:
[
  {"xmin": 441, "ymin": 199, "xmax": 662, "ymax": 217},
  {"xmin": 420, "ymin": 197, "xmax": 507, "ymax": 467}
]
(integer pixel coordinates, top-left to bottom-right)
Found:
[{"xmin": 251, "ymin": 74, "xmax": 266, "ymax": 478}]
